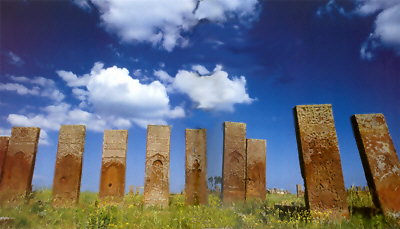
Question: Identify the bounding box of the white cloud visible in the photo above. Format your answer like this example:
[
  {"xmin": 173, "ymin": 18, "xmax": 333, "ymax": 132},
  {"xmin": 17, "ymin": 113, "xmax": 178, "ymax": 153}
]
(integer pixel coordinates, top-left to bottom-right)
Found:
[
  {"xmin": 172, "ymin": 65, "xmax": 253, "ymax": 111},
  {"xmin": 355, "ymin": 0, "xmax": 399, "ymax": 15},
  {"xmin": 320, "ymin": 0, "xmax": 400, "ymax": 57},
  {"xmin": 0, "ymin": 83, "xmax": 40, "ymax": 95},
  {"xmin": 57, "ymin": 62, "xmax": 185, "ymax": 128},
  {"xmin": 373, "ymin": 4, "xmax": 400, "ymax": 53},
  {"xmin": 81, "ymin": 0, "xmax": 260, "ymax": 51},
  {"xmin": 7, "ymin": 103, "xmax": 108, "ymax": 132},
  {"xmin": 7, "ymin": 51, "xmax": 24, "ymax": 66},
  {"xmin": 191, "ymin": 65, "xmax": 210, "ymax": 75},
  {"xmin": 0, "ymin": 76, "xmax": 65, "ymax": 102},
  {"xmin": 154, "ymin": 70, "xmax": 174, "ymax": 83}
]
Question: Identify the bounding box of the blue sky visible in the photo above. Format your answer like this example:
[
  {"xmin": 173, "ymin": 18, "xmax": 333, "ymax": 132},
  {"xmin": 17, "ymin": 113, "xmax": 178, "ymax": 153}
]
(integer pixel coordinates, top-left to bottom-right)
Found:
[{"xmin": 0, "ymin": 0, "xmax": 399, "ymax": 193}]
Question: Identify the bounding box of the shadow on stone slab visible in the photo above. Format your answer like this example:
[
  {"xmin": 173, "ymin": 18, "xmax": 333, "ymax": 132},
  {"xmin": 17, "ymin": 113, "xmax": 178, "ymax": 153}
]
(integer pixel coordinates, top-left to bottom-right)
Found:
[{"xmin": 350, "ymin": 206, "xmax": 381, "ymax": 218}]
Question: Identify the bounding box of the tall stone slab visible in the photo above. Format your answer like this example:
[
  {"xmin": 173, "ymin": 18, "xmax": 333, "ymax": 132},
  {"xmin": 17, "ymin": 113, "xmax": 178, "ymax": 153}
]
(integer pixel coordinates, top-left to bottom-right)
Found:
[
  {"xmin": 99, "ymin": 130, "xmax": 128, "ymax": 200},
  {"xmin": 246, "ymin": 139, "xmax": 266, "ymax": 201},
  {"xmin": 352, "ymin": 114, "xmax": 400, "ymax": 218},
  {"xmin": 144, "ymin": 125, "xmax": 170, "ymax": 207},
  {"xmin": 294, "ymin": 104, "xmax": 348, "ymax": 217},
  {"xmin": 0, "ymin": 137, "xmax": 10, "ymax": 183},
  {"xmin": 52, "ymin": 125, "xmax": 86, "ymax": 207},
  {"xmin": 296, "ymin": 184, "xmax": 304, "ymax": 197},
  {"xmin": 222, "ymin": 122, "xmax": 246, "ymax": 203},
  {"xmin": 185, "ymin": 129, "xmax": 207, "ymax": 205},
  {"xmin": 0, "ymin": 127, "xmax": 40, "ymax": 204}
]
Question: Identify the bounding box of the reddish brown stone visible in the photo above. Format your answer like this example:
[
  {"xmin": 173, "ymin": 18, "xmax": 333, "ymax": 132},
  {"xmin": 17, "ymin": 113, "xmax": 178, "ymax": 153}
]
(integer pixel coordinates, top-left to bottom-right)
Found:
[
  {"xmin": 0, "ymin": 127, "xmax": 40, "ymax": 204},
  {"xmin": 352, "ymin": 114, "xmax": 400, "ymax": 218},
  {"xmin": 0, "ymin": 137, "xmax": 10, "ymax": 183},
  {"xmin": 144, "ymin": 125, "xmax": 170, "ymax": 207},
  {"xmin": 99, "ymin": 130, "xmax": 128, "ymax": 201},
  {"xmin": 185, "ymin": 129, "xmax": 207, "ymax": 205},
  {"xmin": 222, "ymin": 122, "xmax": 246, "ymax": 203},
  {"xmin": 52, "ymin": 125, "xmax": 86, "ymax": 207},
  {"xmin": 246, "ymin": 139, "xmax": 266, "ymax": 201},
  {"xmin": 294, "ymin": 104, "xmax": 348, "ymax": 218}
]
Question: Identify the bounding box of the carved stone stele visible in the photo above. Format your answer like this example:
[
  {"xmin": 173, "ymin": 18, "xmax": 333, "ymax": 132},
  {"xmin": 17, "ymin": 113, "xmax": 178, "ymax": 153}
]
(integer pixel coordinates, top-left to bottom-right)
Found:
[
  {"xmin": 144, "ymin": 125, "xmax": 170, "ymax": 207},
  {"xmin": 99, "ymin": 130, "xmax": 128, "ymax": 201},
  {"xmin": 0, "ymin": 127, "xmax": 40, "ymax": 204},
  {"xmin": 294, "ymin": 104, "xmax": 348, "ymax": 218},
  {"xmin": 246, "ymin": 139, "xmax": 266, "ymax": 201},
  {"xmin": 52, "ymin": 125, "xmax": 86, "ymax": 207},
  {"xmin": 352, "ymin": 114, "xmax": 400, "ymax": 218},
  {"xmin": 222, "ymin": 122, "xmax": 246, "ymax": 203},
  {"xmin": 185, "ymin": 129, "xmax": 207, "ymax": 205}
]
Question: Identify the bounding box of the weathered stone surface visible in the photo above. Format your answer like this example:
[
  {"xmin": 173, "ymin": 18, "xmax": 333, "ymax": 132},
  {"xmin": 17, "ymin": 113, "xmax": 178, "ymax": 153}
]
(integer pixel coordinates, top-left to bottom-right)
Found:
[
  {"xmin": 0, "ymin": 137, "xmax": 10, "ymax": 183},
  {"xmin": 0, "ymin": 127, "xmax": 40, "ymax": 203},
  {"xmin": 294, "ymin": 104, "xmax": 348, "ymax": 217},
  {"xmin": 222, "ymin": 122, "xmax": 246, "ymax": 203},
  {"xmin": 296, "ymin": 184, "xmax": 304, "ymax": 198},
  {"xmin": 144, "ymin": 125, "xmax": 170, "ymax": 207},
  {"xmin": 246, "ymin": 139, "xmax": 266, "ymax": 201},
  {"xmin": 352, "ymin": 113, "xmax": 400, "ymax": 218},
  {"xmin": 52, "ymin": 125, "xmax": 86, "ymax": 207},
  {"xmin": 99, "ymin": 130, "xmax": 128, "ymax": 200},
  {"xmin": 185, "ymin": 129, "xmax": 207, "ymax": 205}
]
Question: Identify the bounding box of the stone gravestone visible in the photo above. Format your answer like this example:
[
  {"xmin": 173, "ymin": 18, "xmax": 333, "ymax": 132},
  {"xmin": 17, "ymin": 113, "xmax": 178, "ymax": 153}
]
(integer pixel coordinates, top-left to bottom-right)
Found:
[
  {"xmin": 294, "ymin": 104, "xmax": 348, "ymax": 218},
  {"xmin": 0, "ymin": 127, "xmax": 40, "ymax": 204},
  {"xmin": 296, "ymin": 184, "xmax": 304, "ymax": 197},
  {"xmin": 222, "ymin": 122, "xmax": 246, "ymax": 203},
  {"xmin": 144, "ymin": 125, "xmax": 170, "ymax": 207},
  {"xmin": 52, "ymin": 125, "xmax": 86, "ymax": 207},
  {"xmin": 0, "ymin": 137, "xmax": 10, "ymax": 183},
  {"xmin": 246, "ymin": 139, "xmax": 266, "ymax": 201},
  {"xmin": 99, "ymin": 130, "xmax": 128, "ymax": 201},
  {"xmin": 352, "ymin": 113, "xmax": 400, "ymax": 218},
  {"xmin": 185, "ymin": 129, "xmax": 207, "ymax": 205}
]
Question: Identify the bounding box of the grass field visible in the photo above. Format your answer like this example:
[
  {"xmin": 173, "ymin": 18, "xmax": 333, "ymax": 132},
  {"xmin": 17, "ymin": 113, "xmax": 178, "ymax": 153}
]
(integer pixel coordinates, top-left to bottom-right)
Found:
[{"xmin": 0, "ymin": 189, "xmax": 399, "ymax": 228}]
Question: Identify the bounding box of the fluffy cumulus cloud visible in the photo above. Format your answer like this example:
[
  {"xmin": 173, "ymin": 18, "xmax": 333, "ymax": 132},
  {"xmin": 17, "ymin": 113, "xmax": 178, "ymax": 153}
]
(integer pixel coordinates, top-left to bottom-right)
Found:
[
  {"xmin": 56, "ymin": 62, "xmax": 185, "ymax": 128},
  {"xmin": 319, "ymin": 0, "xmax": 400, "ymax": 58},
  {"xmin": 160, "ymin": 65, "xmax": 254, "ymax": 111},
  {"xmin": 77, "ymin": 0, "xmax": 259, "ymax": 51}
]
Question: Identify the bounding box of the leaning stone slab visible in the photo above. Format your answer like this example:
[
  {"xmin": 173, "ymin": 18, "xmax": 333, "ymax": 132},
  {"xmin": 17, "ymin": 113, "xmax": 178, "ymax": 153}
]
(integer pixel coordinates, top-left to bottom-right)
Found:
[
  {"xmin": 185, "ymin": 129, "xmax": 207, "ymax": 205},
  {"xmin": 0, "ymin": 137, "xmax": 10, "ymax": 182},
  {"xmin": 99, "ymin": 130, "xmax": 128, "ymax": 201},
  {"xmin": 52, "ymin": 125, "xmax": 86, "ymax": 207},
  {"xmin": 0, "ymin": 127, "xmax": 40, "ymax": 204},
  {"xmin": 222, "ymin": 122, "xmax": 246, "ymax": 203},
  {"xmin": 246, "ymin": 139, "xmax": 266, "ymax": 201},
  {"xmin": 144, "ymin": 125, "xmax": 170, "ymax": 207},
  {"xmin": 294, "ymin": 104, "xmax": 348, "ymax": 218},
  {"xmin": 352, "ymin": 113, "xmax": 400, "ymax": 218}
]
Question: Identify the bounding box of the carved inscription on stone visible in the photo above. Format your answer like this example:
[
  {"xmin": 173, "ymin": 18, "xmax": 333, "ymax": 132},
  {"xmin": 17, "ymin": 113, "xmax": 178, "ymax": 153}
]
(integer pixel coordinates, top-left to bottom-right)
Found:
[
  {"xmin": 222, "ymin": 122, "xmax": 246, "ymax": 203},
  {"xmin": 0, "ymin": 127, "xmax": 40, "ymax": 204},
  {"xmin": 185, "ymin": 129, "xmax": 207, "ymax": 205},
  {"xmin": 246, "ymin": 139, "xmax": 266, "ymax": 201},
  {"xmin": 0, "ymin": 137, "xmax": 10, "ymax": 183},
  {"xmin": 99, "ymin": 130, "xmax": 128, "ymax": 200},
  {"xmin": 352, "ymin": 114, "xmax": 400, "ymax": 218},
  {"xmin": 144, "ymin": 125, "xmax": 170, "ymax": 207},
  {"xmin": 52, "ymin": 125, "xmax": 86, "ymax": 207},
  {"xmin": 294, "ymin": 104, "xmax": 348, "ymax": 217}
]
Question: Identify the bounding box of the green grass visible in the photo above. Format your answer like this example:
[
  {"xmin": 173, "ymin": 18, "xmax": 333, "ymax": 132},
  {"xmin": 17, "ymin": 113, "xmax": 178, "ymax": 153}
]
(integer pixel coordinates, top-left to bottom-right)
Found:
[{"xmin": 0, "ymin": 190, "xmax": 398, "ymax": 228}]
